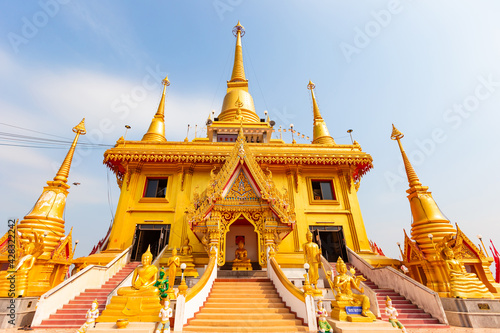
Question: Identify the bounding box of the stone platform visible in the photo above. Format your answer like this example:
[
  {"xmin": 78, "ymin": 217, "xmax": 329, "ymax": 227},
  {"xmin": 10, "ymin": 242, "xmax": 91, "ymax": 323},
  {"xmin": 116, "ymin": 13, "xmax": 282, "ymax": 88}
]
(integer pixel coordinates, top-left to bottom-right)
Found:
[
  {"xmin": 89, "ymin": 322, "xmax": 157, "ymax": 333},
  {"xmin": 327, "ymin": 318, "xmax": 399, "ymax": 332},
  {"xmin": 441, "ymin": 297, "xmax": 500, "ymax": 328},
  {"xmin": 0, "ymin": 297, "xmax": 38, "ymax": 329}
]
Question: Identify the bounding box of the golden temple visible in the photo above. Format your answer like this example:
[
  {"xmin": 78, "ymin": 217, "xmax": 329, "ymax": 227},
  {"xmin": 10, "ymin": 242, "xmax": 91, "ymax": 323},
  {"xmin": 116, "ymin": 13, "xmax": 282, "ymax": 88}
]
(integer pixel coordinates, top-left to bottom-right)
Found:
[{"xmin": 1, "ymin": 21, "xmax": 499, "ymax": 331}]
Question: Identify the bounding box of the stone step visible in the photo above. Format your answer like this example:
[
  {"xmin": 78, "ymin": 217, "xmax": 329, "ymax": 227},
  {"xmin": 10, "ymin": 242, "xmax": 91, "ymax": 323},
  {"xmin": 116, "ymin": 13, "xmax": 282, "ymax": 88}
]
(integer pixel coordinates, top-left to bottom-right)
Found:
[
  {"xmin": 40, "ymin": 319, "xmax": 86, "ymax": 326},
  {"xmin": 201, "ymin": 307, "xmax": 290, "ymax": 314},
  {"xmin": 187, "ymin": 318, "xmax": 303, "ymax": 327},
  {"xmin": 203, "ymin": 302, "xmax": 286, "ymax": 309},
  {"xmin": 34, "ymin": 262, "xmax": 139, "ymax": 329},
  {"xmin": 211, "ymin": 285, "xmax": 276, "ymax": 290},
  {"xmin": 205, "ymin": 297, "xmax": 284, "ymax": 304},
  {"xmin": 183, "ymin": 325, "xmax": 309, "ymax": 332},
  {"xmin": 215, "ymin": 278, "xmax": 271, "ymax": 282},
  {"xmin": 208, "ymin": 293, "xmax": 280, "ymax": 299},
  {"xmin": 195, "ymin": 312, "xmax": 297, "ymax": 320}
]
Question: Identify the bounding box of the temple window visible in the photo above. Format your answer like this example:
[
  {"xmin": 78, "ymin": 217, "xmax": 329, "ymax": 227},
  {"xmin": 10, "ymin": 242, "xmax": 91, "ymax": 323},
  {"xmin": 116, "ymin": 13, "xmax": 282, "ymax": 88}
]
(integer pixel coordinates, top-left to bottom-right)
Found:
[
  {"xmin": 144, "ymin": 178, "xmax": 168, "ymax": 198},
  {"xmin": 311, "ymin": 180, "xmax": 335, "ymax": 200}
]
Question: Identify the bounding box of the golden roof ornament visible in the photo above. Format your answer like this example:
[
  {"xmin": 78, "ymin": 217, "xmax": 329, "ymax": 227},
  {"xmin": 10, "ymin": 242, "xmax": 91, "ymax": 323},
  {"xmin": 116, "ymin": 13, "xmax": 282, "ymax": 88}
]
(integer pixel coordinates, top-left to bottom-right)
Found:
[
  {"xmin": 391, "ymin": 124, "xmax": 456, "ymax": 257},
  {"xmin": 142, "ymin": 76, "xmax": 169, "ymax": 142},
  {"xmin": 217, "ymin": 22, "xmax": 259, "ymax": 122},
  {"xmin": 308, "ymin": 81, "xmax": 335, "ymax": 145},
  {"xmin": 390, "ymin": 124, "xmax": 421, "ymax": 188},
  {"xmin": 53, "ymin": 118, "xmax": 86, "ymax": 183}
]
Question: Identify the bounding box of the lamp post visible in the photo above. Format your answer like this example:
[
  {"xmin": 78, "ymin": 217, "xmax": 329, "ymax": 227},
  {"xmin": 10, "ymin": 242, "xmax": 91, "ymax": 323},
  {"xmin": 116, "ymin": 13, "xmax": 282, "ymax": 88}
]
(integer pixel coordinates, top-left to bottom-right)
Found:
[
  {"xmin": 477, "ymin": 234, "xmax": 489, "ymax": 257},
  {"xmin": 397, "ymin": 242, "xmax": 404, "ymax": 260},
  {"xmin": 178, "ymin": 263, "xmax": 188, "ymax": 296},
  {"xmin": 303, "ymin": 263, "xmax": 312, "ymax": 294},
  {"xmin": 290, "ymin": 124, "xmax": 296, "ymax": 144},
  {"xmin": 124, "ymin": 125, "xmax": 131, "ymax": 140},
  {"xmin": 347, "ymin": 129, "xmax": 354, "ymax": 144}
]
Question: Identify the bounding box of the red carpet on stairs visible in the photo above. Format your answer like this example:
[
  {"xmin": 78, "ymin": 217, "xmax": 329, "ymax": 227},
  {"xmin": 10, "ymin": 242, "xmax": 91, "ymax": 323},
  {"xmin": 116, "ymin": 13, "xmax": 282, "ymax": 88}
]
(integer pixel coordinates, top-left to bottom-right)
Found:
[{"xmin": 36, "ymin": 261, "xmax": 140, "ymax": 329}]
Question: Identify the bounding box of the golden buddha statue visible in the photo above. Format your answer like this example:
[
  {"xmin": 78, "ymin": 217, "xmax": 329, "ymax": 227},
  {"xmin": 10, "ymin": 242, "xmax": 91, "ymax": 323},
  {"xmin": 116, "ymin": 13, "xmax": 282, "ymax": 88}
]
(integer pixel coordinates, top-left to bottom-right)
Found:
[
  {"xmin": 1, "ymin": 230, "xmax": 44, "ymax": 297},
  {"xmin": 166, "ymin": 248, "xmax": 180, "ymax": 299},
  {"xmin": 180, "ymin": 239, "xmax": 193, "ymax": 256},
  {"xmin": 303, "ymin": 230, "xmax": 321, "ymax": 291},
  {"xmin": 179, "ymin": 238, "xmax": 199, "ymax": 278},
  {"xmin": 442, "ymin": 244, "xmax": 493, "ymax": 299},
  {"xmin": 98, "ymin": 246, "xmax": 161, "ymax": 322},
  {"xmin": 330, "ymin": 257, "xmax": 375, "ymax": 322},
  {"xmin": 232, "ymin": 240, "xmax": 252, "ymax": 271},
  {"xmin": 118, "ymin": 245, "xmax": 159, "ymax": 296}
]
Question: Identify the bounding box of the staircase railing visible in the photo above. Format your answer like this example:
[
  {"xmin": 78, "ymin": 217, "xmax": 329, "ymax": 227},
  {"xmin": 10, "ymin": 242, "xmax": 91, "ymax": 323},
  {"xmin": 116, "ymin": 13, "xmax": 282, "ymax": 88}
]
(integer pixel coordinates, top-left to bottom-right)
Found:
[
  {"xmin": 31, "ymin": 246, "xmax": 131, "ymax": 327},
  {"xmin": 174, "ymin": 247, "xmax": 218, "ymax": 332},
  {"xmin": 105, "ymin": 243, "xmax": 171, "ymax": 305},
  {"xmin": 320, "ymin": 255, "xmax": 381, "ymax": 318},
  {"xmin": 347, "ymin": 247, "xmax": 448, "ymax": 324},
  {"xmin": 267, "ymin": 255, "xmax": 317, "ymax": 332}
]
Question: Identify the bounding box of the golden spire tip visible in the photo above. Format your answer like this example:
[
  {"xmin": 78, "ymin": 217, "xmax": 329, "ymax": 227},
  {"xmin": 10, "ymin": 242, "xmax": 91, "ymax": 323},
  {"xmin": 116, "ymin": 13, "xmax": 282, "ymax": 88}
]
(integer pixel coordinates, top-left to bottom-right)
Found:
[{"xmin": 390, "ymin": 124, "xmax": 404, "ymax": 140}]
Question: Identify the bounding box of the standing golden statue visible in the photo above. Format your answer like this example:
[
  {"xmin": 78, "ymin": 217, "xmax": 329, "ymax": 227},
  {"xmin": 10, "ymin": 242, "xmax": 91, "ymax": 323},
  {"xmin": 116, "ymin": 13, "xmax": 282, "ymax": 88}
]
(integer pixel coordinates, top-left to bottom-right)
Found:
[
  {"xmin": 303, "ymin": 230, "xmax": 321, "ymax": 292},
  {"xmin": 330, "ymin": 257, "xmax": 375, "ymax": 321},
  {"xmin": 166, "ymin": 248, "xmax": 180, "ymax": 299},
  {"xmin": 232, "ymin": 240, "xmax": 252, "ymax": 270}
]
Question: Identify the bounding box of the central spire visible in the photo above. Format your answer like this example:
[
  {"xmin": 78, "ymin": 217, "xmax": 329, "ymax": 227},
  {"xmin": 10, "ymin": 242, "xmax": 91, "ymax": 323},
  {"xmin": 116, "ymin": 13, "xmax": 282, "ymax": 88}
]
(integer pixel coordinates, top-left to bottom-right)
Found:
[
  {"xmin": 217, "ymin": 22, "xmax": 259, "ymax": 123},
  {"xmin": 230, "ymin": 21, "xmax": 247, "ymax": 83}
]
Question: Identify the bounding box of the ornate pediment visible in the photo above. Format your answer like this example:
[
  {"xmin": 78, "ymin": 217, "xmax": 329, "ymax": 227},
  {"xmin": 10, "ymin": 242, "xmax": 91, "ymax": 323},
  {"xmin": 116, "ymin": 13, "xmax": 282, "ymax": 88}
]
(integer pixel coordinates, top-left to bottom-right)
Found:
[
  {"xmin": 187, "ymin": 129, "xmax": 296, "ymax": 229},
  {"xmin": 225, "ymin": 171, "xmax": 260, "ymax": 201},
  {"xmin": 403, "ymin": 229, "xmax": 425, "ymax": 262}
]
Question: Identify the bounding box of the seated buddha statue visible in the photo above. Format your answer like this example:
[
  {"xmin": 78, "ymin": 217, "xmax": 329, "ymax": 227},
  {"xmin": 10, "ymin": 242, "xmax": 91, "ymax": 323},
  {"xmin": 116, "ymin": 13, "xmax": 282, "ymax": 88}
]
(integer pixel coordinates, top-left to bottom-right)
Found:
[
  {"xmin": 179, "ymin": 238, "xmax": 199, "ymax": 278},
  {"xmin": 442, "ymin": 245, "xmax": 493, "ymax": 299},
  {"xmin": 330, "ymin": 257, "xmax": 375, "ymax": 322},
  {"xmin": 99, "ymin": 246, "xmax": 161, "ymax": 322},
  {"xmin": 180, "ymin": 238, "xmax": 193, "ymax": 256},
  {"xmin": 232, "ymin": 240, "xmax": 252, "ymax": 271},
  {"xmin": 117, "ymin": 245, "xmax": 159, "ymax": 296}
]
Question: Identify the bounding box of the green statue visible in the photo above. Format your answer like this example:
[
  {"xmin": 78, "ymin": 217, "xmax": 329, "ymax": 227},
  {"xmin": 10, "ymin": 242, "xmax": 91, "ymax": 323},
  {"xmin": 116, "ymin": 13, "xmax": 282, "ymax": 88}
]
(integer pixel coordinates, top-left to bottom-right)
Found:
[{"xmin": 154, "ymin": 267, "xmax": 169, "ymax": 302}]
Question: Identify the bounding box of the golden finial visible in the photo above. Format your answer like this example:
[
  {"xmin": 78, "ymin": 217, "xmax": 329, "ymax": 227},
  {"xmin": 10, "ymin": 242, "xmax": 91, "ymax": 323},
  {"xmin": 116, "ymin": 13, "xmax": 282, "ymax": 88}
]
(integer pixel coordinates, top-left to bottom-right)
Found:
[
  {"xmin": 390, "ymin": 124, "xmax": 404, "ymax": 140},
  {"xmin": 230, "ymin": 21, "xmax": 246, "ymax": 82},
  {"xmin": 142, "ymin": 77, "xmax": 169, "ymax": 142},
  {"xmin": 162, "ymin": 75, "xmax": 170, "ymax": 87},
  {"xmin": 390, "ymin": 124, "xmax": 421, "ymax": 188},
  {"xmin": 142, "ymin": 245, "xmax": 152, "ymax": 260},
  {"xmin": 308, "ymin": 81, "xmax": 335, "ymax": 145},
  {"xmin": 53, "ymin": 118, "xmax": 86, "ymax": 183}
]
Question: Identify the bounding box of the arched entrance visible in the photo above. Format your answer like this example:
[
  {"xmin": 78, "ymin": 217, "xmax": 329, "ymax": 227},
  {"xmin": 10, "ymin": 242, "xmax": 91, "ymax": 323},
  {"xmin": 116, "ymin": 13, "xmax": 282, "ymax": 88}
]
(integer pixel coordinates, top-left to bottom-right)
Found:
[{"xmin": 222, "ymin": 216, "xmax": 259, "ymax": 270}]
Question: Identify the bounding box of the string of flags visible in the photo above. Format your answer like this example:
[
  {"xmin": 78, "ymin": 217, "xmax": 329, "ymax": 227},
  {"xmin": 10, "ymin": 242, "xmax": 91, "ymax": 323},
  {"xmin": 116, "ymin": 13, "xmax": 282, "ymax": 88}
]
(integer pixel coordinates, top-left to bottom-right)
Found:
[{"xmin": 275, "ymin": 125, "xmax": 310, "ymax": 141}]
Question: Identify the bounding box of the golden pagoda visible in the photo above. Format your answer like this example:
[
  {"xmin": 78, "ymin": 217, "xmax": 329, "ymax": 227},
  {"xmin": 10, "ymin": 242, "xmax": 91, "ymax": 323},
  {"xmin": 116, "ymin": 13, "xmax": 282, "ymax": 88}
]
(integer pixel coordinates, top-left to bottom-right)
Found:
[
  {"xmin": 0, "ymin": 119, "xmax": 85, "ymax": 297},
  {"xmin": 74, "ymin": 22, "xmax": 395, "ymax": 276},
  {"xmin": 392, "ymin": 124, "xmax": 500, "ymax": 298}
]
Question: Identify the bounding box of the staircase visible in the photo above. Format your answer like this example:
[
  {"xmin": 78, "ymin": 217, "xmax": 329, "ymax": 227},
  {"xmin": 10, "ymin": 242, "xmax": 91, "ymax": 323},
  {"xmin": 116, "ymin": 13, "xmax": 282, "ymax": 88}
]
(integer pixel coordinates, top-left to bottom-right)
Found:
[
  {"xmin": 36, "ymin": 262, "xmax": 139, "ymax": 329},
  {"xmin": 346, "ymin": 265, "xmax": 449, "ymax": 329},
  {"xmin": 184, "ymin": 271, "xmax": 309, "ymax": 332}
]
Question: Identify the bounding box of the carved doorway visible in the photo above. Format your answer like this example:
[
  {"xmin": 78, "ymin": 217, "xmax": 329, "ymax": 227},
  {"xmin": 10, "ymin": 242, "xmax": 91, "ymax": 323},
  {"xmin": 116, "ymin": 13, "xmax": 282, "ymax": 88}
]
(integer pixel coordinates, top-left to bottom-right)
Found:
[{"xmin": 222, "ymin": 217, "xmax": 259, "ymax": 270}]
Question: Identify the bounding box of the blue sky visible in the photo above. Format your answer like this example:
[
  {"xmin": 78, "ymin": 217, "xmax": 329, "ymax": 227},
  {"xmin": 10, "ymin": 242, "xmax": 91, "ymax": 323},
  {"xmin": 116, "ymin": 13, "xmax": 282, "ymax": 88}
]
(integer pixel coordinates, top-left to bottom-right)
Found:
[{"xmin": 1, "ymin": 1, "xmax": 500, "ymax": 266}]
